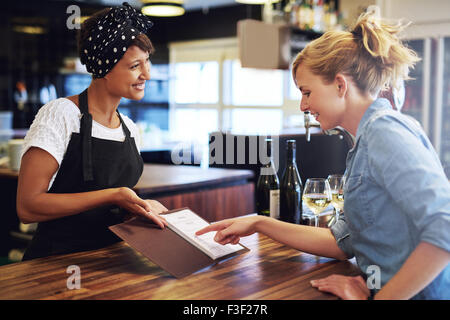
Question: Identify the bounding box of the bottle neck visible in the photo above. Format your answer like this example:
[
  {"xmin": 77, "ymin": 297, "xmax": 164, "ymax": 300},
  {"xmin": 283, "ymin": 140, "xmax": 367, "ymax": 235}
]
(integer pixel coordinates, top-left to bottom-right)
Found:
[
  {"xmin": 264, "ymin": 140, "xmax": 274, "ymax": 167},
  {"xmin": 260, "ymin": 157, "xmax": 277, "ymax": 176},
  {"xmin": 287, "ymin": 147, "xmax": 296, "ymax": 164},
  {"xmin": 262, "ymin": 159, "xmax": 274, "ymax": 168}
]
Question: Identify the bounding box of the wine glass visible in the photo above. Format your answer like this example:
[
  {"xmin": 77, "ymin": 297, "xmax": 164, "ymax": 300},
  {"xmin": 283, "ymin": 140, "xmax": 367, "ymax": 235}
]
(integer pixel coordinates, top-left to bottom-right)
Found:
[
  {"xmin": 302, "ymin": 178, "xmax": 332, "ymax": 227},
  {"xmin": 327, "ymin": 174, "xmax": 345, "ymax": 227}
]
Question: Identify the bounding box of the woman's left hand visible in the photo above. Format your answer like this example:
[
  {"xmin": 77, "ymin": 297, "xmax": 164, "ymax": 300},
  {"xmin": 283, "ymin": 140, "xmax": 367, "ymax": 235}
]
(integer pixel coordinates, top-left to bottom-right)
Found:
[{"xmin": 310, "ymin": 274, "xmax": 370, "ymax": 300}]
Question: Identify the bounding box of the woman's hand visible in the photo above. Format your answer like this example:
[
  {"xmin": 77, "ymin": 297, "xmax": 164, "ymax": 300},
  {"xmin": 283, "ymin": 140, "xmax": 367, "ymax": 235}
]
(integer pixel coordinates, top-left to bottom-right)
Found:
[
  {"xmin": 113, "ymin": 187, "xmax": 168, "ymax": 228},
  {"xmin": 195, "ymin": 216, "xmax": 261, "ymax": 245},
  {"xmin": 310, "ymin": 274, "xmax": 370, "ymax": 300},
  {"xmin": 143, "ymin": 199, "xmax": 169, "ymax": 223}
]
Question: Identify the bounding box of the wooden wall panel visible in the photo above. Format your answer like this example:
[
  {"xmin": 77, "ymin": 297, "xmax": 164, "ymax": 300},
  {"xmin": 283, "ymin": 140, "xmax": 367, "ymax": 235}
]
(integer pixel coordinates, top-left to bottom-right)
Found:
[{"xmin": 151, "ymin": 183, "xmax": 255, "ymax": 222}]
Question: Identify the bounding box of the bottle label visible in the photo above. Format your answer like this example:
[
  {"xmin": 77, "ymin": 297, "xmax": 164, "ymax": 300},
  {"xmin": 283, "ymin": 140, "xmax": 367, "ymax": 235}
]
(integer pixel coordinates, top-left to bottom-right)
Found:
[{"xmin": 270, "ymin": 189, "xmax": 280, "ymax": 219}]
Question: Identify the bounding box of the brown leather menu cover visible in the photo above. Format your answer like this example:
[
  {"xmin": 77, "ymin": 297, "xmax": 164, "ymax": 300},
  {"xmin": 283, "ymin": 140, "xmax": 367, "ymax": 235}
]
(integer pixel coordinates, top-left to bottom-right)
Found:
[{"xmin": 109, "ymin": 208, "xmax": 249, "ymax": 278}]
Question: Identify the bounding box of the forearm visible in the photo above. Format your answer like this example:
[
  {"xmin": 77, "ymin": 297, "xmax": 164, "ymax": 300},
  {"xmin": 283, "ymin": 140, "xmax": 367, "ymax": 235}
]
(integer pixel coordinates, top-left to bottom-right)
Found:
[
  {"xmin": 255, "ymin": 216, "xmax": 348, "ymax": 260},
  {"xmin": 374, "ymin": 242, "xmax": 450, "ymax": 300},
  {"xmin": 18, "ymin": 188, "xmax": 119, "ymax": 223}
]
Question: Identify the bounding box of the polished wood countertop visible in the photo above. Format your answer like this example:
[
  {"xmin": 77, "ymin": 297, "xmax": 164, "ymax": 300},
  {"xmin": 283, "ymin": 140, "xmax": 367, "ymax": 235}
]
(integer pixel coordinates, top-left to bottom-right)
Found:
[
  {"xmin": 134, "ymin": 164, "xmax": 253, "ymax": 194},
  {"xmin": 0, "ymin": 233, "xmax": 360, "ymax": 300},
  {"xmin": 0, "ymin": 164, "xmax": 254, "ymax": 193}
]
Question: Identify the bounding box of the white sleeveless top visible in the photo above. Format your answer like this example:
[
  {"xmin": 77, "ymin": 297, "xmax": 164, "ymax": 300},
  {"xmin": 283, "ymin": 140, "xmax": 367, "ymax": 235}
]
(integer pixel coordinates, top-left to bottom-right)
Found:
[{"xmin": 22, "ymin": 98, "xmax": 141, "ymax": 189}]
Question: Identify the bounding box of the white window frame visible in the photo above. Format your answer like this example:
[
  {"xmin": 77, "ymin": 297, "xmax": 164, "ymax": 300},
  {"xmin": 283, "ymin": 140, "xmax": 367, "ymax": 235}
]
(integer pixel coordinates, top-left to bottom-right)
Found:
[{"xmin": 168, "ymin": 37, "xmax": 302, "ymax": 134}]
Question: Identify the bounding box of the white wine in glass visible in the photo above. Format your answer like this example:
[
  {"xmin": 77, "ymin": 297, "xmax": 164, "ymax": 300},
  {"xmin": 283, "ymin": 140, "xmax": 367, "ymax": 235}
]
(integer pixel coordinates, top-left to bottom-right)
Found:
[
  {"xmin": 331, "ymin": 191, "xmax": 344, "ymax": 211},
  {"xmin": 302, "ymin": 178, "xmax": 331, "ymax": 227},
  {"xmin": 303, "ymin": 194, "xmax": 332, "ymax": 214},
  {"xmin": 327, "ymin": 174, "xmax": 345, "ymax": 226}
]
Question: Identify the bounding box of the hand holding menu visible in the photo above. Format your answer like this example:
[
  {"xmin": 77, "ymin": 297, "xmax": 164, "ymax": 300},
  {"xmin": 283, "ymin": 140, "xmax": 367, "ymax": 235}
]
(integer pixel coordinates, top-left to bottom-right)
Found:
[{"xmin": 109, "ymin": 208, "xmax": 248, "ymax": 278}]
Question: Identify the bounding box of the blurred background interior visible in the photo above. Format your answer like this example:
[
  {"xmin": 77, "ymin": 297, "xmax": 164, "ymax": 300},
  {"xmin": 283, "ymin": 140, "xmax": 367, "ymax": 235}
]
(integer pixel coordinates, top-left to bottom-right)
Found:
[{"xmin": 0, "ymin": 0, "xmax": 449, "ymax": 264}]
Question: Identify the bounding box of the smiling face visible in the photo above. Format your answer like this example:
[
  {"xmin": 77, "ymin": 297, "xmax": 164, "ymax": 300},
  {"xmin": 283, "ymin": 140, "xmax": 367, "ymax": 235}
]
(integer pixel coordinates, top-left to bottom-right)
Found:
[
  {"xmin": 295, "ymin": 64, "xmax": 346, "ymax": 131},
  {"xmin": 103, "ymin": 45, "xmax": 151, "ymax": 100}
]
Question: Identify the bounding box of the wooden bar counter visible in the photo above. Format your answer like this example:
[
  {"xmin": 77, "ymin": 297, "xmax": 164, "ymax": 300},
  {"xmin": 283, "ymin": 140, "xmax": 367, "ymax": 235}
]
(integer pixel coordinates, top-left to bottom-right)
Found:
[
  {"xmin": 0, "ymin": 233, "xmax": 361, "ymax": 300},
  {"xmin": 0, "ymin": 164, "xmax": 254, "ymax": 256},
  {"xmin": 0, "ymin": 163, "xmax": 255, "ymax": 222}
]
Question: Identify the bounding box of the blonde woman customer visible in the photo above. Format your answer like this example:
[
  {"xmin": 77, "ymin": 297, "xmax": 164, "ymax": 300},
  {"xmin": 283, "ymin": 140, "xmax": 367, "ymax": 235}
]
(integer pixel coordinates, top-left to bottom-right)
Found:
[{"xmin": 197, "ymin": 10, "xmax": 450, "ymax": 300}]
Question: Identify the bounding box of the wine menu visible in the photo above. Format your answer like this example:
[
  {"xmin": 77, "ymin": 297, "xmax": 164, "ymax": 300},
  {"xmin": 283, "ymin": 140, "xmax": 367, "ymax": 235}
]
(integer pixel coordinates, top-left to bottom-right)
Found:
[
  {"xmin": 163, "ymin": 208, "xmax": 244, "ymax": 260},
  {"xmin": 109, "ymin": 208, "xmax": 248, "ymax": 278}
]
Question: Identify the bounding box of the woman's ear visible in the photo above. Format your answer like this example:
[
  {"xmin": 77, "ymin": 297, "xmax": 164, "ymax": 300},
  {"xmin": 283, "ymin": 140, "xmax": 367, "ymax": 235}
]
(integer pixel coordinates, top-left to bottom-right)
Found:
[{"xmin": 335, "ymin": 74, "xmax": 347, "ymax": 98}]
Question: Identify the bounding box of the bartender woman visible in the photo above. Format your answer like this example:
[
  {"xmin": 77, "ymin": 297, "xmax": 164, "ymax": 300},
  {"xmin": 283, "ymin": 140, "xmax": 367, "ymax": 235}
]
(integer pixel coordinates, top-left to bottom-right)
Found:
[{"xmin": 17, "ymin": 2, "xmax": 167, "ymax": 260}]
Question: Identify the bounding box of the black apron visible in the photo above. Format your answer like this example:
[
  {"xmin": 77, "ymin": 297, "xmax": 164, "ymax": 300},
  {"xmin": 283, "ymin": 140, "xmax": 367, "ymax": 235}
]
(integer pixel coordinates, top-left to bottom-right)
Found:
[{"xmin": 22, "ymin": 89, "xmax": 143, "ymax": 260}]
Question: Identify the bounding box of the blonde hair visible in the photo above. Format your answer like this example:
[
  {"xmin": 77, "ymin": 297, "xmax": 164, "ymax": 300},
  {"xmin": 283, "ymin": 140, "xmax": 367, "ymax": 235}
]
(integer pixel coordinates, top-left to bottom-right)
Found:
[{"xmin": 292, "ymin": 8, "xmax": 420, "ymax": 96}]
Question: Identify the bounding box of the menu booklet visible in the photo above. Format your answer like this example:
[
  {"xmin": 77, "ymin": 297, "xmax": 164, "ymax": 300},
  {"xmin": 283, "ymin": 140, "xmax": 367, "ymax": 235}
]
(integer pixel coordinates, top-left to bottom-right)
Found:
[{"xmin": 109, "ymin": 208, "xmax": 249, "ymax": 278}]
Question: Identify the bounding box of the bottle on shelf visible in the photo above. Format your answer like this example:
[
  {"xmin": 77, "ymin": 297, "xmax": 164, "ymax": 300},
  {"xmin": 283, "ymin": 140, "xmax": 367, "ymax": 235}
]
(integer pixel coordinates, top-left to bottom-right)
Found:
[
  {"xmin": 284, "ymin": 0, "xmax": 298, "ymax": 27},
  {"xmin": 256, "ymin": 139, "xmax": 280, "ymax": 219},
  {"xmin": 323, "ymin": 1, "xmax": 330, "ymax": 31},
  {"xmin": 298, "ymin": 0, "xmax": 308, "ymax": 30},
  {"xmin": 328, "ymin": 0, "xmax": 338, "ymax": 30},
  {"xmin": 313, "ymin": 0, "xmax": 324, "ymax": 33},
  {"xmin": 280, "ymin": 140, "xmax": 303, "ymax": 224},
  {"xmin": 304, "ymin": 0, "xmax": 313, "ymax": 31},
  {"xmin": 262, "ymin": 1, "xmax": 274, "ymax": 24}
]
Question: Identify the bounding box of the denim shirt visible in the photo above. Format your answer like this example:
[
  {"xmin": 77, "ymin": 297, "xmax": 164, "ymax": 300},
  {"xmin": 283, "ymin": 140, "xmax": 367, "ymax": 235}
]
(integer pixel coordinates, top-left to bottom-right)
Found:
[{"xmin": 330, "ymin": 98, "xmax": 450, "ymax": 299}]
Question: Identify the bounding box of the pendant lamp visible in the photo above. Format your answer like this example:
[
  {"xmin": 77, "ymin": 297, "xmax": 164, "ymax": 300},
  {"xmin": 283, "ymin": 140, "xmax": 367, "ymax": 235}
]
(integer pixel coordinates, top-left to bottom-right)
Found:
[
  {"xmin": 235, "ymin": 0, "xmax": 280, "ymax": 4},
  {"xmin": 141, "ymin": 0, "xmax": 185, "ymax": 17}
]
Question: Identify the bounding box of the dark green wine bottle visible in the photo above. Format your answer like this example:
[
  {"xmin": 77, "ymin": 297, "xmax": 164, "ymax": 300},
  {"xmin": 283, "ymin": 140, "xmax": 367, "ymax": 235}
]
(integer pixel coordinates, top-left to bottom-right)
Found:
[
  {"xmin": 256, "ymin": 139, "xmax": 280, "ymax": 218},
  {"xmin": 280, "ymin": 140, "xmax": 303, "ymax": 224}
]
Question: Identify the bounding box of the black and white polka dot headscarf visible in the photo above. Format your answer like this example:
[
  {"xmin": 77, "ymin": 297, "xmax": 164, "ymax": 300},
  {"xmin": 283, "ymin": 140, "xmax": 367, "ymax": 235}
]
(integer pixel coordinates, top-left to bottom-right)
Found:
[{"xmin": 80, "ymin": 2, "xmax": 154, "ymax": 78}]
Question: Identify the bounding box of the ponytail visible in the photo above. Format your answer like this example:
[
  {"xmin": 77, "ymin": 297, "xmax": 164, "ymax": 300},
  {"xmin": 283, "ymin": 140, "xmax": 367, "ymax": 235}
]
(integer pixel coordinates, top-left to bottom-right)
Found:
[{"xmin": 292, "ymin": 7, "xmax": 420, "ymax": 95}]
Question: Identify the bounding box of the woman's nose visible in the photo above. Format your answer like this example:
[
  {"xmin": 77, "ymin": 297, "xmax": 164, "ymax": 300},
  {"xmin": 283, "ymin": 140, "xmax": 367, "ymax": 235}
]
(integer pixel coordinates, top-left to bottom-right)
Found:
[
  {"xmin": 299, "ymin": 97, "xmax": 308, "ymax": 112},
  {"xmin": 141, "ymin": 65, "xmax": 150, "ymax": 80}
]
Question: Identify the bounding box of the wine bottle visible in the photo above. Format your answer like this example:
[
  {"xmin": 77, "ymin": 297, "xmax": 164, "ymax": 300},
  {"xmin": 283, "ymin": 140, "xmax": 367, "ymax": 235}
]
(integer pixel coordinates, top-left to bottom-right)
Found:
[
  {"xmin": 256, "ymin": 139, "xmax": 280, "ymax": 219},
  {"xmin": 280, "ymin": 140, "xmax": 303, "ymax": 224}
]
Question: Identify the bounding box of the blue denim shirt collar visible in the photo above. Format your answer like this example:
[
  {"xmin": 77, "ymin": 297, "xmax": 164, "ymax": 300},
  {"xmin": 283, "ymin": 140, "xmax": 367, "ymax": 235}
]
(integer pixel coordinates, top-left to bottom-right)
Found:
[{"xmin": 355, "ymin": 98, "xmax": 392, "ymax": 141}]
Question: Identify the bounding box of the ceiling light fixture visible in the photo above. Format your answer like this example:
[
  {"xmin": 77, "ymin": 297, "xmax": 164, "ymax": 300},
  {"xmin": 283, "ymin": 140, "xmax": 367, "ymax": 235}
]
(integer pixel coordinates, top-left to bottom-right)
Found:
[
  {"xmin": 141, "ymin": 1, "xmax": 185, "ymax": 17},
  {"xmin": 235, "ymin": 0, "xmax": 280, "ymax": 4},
  {"xmin": 13, "ymin": 25, "xmax": 47, "ymax": 34}
]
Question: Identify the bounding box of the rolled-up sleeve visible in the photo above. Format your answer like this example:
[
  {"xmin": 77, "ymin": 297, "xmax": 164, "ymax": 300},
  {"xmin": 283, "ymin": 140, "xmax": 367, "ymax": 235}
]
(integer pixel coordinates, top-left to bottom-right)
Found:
[{"xmin": 330, "ymin": 214, "xmax": 354, "ymax": 259}]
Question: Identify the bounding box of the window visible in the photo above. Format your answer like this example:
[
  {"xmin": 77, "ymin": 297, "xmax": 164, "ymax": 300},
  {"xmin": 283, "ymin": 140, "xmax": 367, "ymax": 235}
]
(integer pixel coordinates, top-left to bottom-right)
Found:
[
  {"xmin": 173, "ymin": 62, "xmax": 219, "ymax": 104},
  {"xmin": 168, "ymin": 38, "xmax": 303, "ymax": 145},
  {"xmin": 227, "ymin": 108, "xmax": 283, "ymax": 135},
  {"xmin": 171, "ymin": 108, "xmax": 219, "ymax": 144},
  {"xmin": 224, "ymin": 60, "xmax": 284, "ymax": 107}
]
